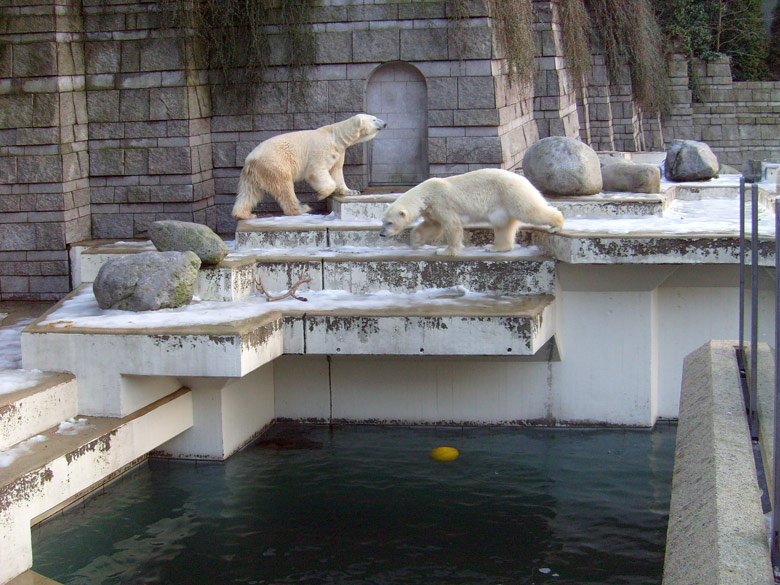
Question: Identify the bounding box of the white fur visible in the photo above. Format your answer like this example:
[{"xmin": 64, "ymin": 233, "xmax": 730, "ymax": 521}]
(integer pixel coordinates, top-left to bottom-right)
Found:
[
  {"xmin": 380, "ymin": 168, "xmax": 564, "ymax": 256},
  {"xmin": 232, "ymin": 114, "xmax": 386, "ymax": 218}
]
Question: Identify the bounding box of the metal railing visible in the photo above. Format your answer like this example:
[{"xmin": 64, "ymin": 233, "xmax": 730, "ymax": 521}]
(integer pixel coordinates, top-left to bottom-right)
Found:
[{"xmin": 737, "ymin": 164, "xmax": 780, "ymax": 574}]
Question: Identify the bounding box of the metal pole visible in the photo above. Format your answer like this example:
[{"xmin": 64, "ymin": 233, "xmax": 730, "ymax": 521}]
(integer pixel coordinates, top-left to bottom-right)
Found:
[
  {"xmin": 772, "ymin": 198, "xmax": 780, "ymax": 571},
  {"xmin": 739, "ymin": 176, "xmax": 746, "ymax": 355},
  {"xmin": 750, "ymin": 183, "xmax": 760, "ymax": 438}
]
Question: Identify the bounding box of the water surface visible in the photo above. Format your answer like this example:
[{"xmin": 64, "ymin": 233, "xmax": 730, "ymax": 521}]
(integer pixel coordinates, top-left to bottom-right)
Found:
[{"xmin": 33, "ymin": 424, "xmax": 676, "ymax": 585}]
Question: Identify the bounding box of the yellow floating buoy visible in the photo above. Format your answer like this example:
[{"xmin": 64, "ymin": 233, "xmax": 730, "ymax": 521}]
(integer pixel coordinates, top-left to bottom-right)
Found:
[{"xmin": 430, "ymin": 446, "xmax": 459, "ymax": 462}]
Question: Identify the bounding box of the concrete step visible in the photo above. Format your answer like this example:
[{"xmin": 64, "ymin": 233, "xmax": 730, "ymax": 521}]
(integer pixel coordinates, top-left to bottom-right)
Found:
[
  {"xmin": 282, "ymin": 292, "xmax": 556, "ymax": 357},
  {"xmin": 329, "ymin": 190, "xmax": 668, "ymax": 222},
  {"xmin": 0, "ymin": 371, "xmax": 78, "ymax": 451},
  {"xmin": 0, "ymin": 388, "xmax": 193, "ymax": 584},
  {"xmin": 234, "ymin": 214, "xmax": 537, "ymax": 250}
]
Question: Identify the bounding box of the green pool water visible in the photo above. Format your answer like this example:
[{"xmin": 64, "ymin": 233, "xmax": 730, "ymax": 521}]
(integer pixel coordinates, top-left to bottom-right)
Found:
[{"xmin": 32, "ymin": 423, "xmax": 676, "ymax": 585}]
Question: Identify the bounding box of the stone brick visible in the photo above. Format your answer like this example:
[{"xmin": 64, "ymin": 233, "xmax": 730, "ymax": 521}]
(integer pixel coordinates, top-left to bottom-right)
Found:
[
  {"xmin": 316, "ymin": 32, "xmax": 352, "ymax": 64},
  {"xmin": 148, "ymin": 147, "xmax": 191, "ymax": 175},
  {"xmin": 400, "ymin": 28, "xmax": 448, "ymax": 61},
  {"xmin": 458, "ymin": 76, "xmax": 496, "ymax": 109},
  {"xmin": 0, "ymin": 95, "xmax": 33, "ymax": 129},
  {"xmin": 289, "ymin": 82, "xmax": 329, "ymax": 113},
  {"xmin": 0, "ymin": 276, "xmax": 29, "ymax": 294},
  {"xmin": 125, "ymin": 148, "xmax": 149, "ymax": 175},
  {"xmin": 148, "ymin": 87, "xmax": 188, "ymax": 120},
  {"xmin": 33, "ymin": 94, "xmax": 59, "ymax": 127},
  {"xmin": 157, "ymin": 184, "xmax": 193, "ymax": 202},
  {"xmin": 119, "ymin": 89, "xmax": 150, "ymax": 121},
  {"xmin": 446, "ymin": 136, "xmax": 502, "ymax": 164},
  {"xmin": 87, "ymin": 90, "xmax": 120, "ymax": 123},
  {"xmin": 353, "ymin": 30, "xmax": 399, "ymax": 62},
  {"xmin": 124, "ymin": 121, "xmax": 167, "ymax": 138},
  {"xmin": 35, "ymin": 223, "xmax": 66, "ymax": 250},
  {"xmin": 453, "ymin": 109, "xmax": 500, "ymax": 126},
  {"xmin": 13, "ymin": 42, "xmax": 58, "ymax": 77},
  {"xmin": 17, "ymin": 155, "xmax": 62, "ymax": 183},
  {"xmin": 89, "ymin": 148, "xmax": 124, "ymax": 176},
  {"xmin": 140, "ymin": 38, "xmax": 182, "ymax": 71},
  {"xmin": 328, "ymin": 80, "xmax": 363, "ymax": 112},
  {"xmin": 212, "ymin": 143, "xmax": 237, "ymax": 168},
  {"xmin": 0, "ymin": 158, "xmax": 17, "ymax": 184},
  {"xmin": 0, "ymin": 224, "xmax": 36, "ymax": 250},
  {"xmin": 92, "ymin": 213, "xmax": 133, "ymax": 239},
  {"xmin": 427, "ymin": 77, "xmax": 458, "ymax": 110},
  {"xmin": 252, "ymin": 84, "xmax": 288, "ymax": 115},
  {"xmin": 29, "ymin": 275, "xmax": 69, "ymax": 294},
  {"xmin": 85, "ymin": 41, "xmax": 120, "ymax": 74}
]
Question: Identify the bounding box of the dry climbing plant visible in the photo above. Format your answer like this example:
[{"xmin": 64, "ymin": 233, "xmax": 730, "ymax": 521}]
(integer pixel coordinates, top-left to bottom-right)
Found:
[
  {"xmin": 449, "ymin": 0, "xmax": 535, "ymax": 84},
  {"xmin": 157, "ymin": 0, "xmax": 314, "ymax": 89},
  {"xmin": 558, "ymin": 0, "xmax": 592, "ymax": 89}
]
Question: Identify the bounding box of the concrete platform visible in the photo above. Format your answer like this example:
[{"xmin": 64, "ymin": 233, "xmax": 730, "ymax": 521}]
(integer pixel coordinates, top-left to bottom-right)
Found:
[
  {"xmin": 0, "ymin": 373, "xmax": 77, "ymax": 451},
  {"xmin": 0, "ymin": 388, "xmax": 193, "ymax": 584},
  {"xmin": 662, "ymin": 340, "xmax": 773, "ymax": 584}
]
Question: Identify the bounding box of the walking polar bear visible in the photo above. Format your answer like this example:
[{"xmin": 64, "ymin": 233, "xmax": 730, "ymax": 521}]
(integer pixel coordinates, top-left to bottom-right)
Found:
[
  {"xmin": 379, "ymin": 168, "xmax": 564, "ymax": 256},
  {"xmin": 232, "ymin": 114, "xmax": 387, "ymax": 219}
]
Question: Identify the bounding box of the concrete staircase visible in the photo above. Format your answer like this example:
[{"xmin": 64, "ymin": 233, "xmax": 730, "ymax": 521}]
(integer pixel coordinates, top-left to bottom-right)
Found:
[{"xmin": 2, "ymin": 174, "xmax": 777, "ymax": 584}]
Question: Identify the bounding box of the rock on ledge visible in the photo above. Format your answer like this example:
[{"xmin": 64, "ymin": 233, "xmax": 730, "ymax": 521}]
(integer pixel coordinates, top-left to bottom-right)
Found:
[
  {"xmin": 93, "ymin": 250, "xmax": 201, "ymax": 311},
  {"xmin": 149, "ymin": 220, "xmax": 229, "ymax": 265}
]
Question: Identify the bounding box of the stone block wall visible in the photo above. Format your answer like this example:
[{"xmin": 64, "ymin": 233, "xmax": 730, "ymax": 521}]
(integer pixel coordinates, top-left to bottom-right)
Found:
[
  {"xmin": 663, "ymin": 54, "xmax": 780, "ymax": 167},
  {"xmin": 81, "ymin": 0, "xmax": 215, "ymax": 239},
  {"xmin": 2, "ymin": 0, "xmax": 779, "ymax": 301}
]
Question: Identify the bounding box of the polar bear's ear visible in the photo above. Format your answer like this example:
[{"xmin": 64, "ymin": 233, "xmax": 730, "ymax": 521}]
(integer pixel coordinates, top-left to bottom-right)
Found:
[{"xmin": 398, "ymin": 209, "xmax": 407, "ymax": 218}]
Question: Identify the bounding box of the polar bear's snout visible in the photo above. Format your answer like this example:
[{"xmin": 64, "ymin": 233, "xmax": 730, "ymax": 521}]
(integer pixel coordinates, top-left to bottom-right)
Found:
[{"xmin": 376, "ymin": 118, "xmax": 387, "ymax": 130}]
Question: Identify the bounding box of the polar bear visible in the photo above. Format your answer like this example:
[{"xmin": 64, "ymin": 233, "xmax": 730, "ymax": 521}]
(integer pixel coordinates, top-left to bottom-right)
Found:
[
  {"xmin": 379, "ymin": 168, "xmax": 564, "ymax": 256},
  {"xmin": 232, "ymin": 114, "xmax": 387, "ymax": 219}
]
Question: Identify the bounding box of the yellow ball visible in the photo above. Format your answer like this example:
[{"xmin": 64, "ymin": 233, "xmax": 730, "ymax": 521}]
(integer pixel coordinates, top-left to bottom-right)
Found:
[{"xmin": 430, "ymin": 446, "xmax": 459, "ymax": 462}]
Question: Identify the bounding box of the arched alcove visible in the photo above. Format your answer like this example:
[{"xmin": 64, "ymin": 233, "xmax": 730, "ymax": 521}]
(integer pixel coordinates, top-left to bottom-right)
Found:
[{"xmin": 365, "ymin": 62, "xmax": 428, "ymax": 185}]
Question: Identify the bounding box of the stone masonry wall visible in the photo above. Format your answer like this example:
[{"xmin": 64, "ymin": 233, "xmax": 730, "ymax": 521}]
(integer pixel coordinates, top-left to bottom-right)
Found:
[
  {"xmin": 2, "ymin": 0, "xmax": 779, "ymax": 301},
  {"xmin": 663, "ymin": 54, "xmax": 780, "ymax": 168}
]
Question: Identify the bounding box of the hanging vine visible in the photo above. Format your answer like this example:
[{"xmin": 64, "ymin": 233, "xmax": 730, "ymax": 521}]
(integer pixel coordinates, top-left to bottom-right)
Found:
[
  {"xmin": 558, "ymin": 0, "xmax": 592, "ymax": 89},
  {"xmin": 157, "ymin": 0, "xmax": 315, "ymax": 88}
]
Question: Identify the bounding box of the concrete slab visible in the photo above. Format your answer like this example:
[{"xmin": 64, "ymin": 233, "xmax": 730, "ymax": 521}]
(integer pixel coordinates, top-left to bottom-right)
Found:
[
  {"xmin": 0, "ymin": 373, "xmax": 78, "ymax": 451},
  {"xmin": 0, "ymin": 388, "xmax": 193, "ymax": 584},
  {"xmin": 662, "ymin": 340, "xmax": 772, "ymax": 585}
]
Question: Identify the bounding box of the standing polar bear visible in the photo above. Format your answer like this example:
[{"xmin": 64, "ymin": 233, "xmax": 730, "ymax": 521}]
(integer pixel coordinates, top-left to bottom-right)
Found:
[
  {"xmin": 232, "ymin": 114, "xmax": 387, "ymax": 219},
  {"xmin": 379, "ymin": 168, "xmax": 564, "ymax": 256}
]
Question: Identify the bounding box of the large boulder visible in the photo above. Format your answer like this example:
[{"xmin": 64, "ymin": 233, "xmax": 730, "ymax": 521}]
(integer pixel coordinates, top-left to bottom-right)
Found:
[
  {"xmin": 664, "ymin": 139, "xmax": 719, "ymax": 181},
  {"xmin": 149, "ymin": 220, "xmax": 228, "ymax": 265},
  {"xmin": 93, "ymin": 251, "xmax": 201, "ymax": 311},
  {"xmin": 601, "ymin": 158, "xmax": 661, "ymax": 193},
  {"xmin": 522, "ymin": 136, "xmax": 602, "ymax": 196}
]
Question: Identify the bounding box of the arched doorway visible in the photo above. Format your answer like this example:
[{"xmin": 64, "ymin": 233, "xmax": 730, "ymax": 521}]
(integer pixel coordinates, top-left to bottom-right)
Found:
[{"xmin": 366, "ymin": 62, "xmax": 428, "ymax": 185}]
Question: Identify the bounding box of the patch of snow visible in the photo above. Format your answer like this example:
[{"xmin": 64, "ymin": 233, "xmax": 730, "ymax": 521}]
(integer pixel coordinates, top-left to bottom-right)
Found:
[
  {"xmin": 563, "ymin": 199, "xmax": 775, "ymax": 236},
  {"xmin": 0, "ymin": 369, "xmax": 48, "ymax": 396},
  {"xmin": 0, "ymin": 434, "xmax": 47, "ymax": 468},
  {"xmin": 0, "ymin": 317, "xmax": 34, "ymax": 370},
  {"xmin": 38, "ymin": 285, "xmax": 521, "ymax": 331},
  {"xmin": 56, "ymin": 417, "xmax": 92, "ymax": 436}
]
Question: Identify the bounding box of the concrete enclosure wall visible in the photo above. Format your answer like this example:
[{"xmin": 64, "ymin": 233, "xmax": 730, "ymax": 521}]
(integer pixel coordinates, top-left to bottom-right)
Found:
[{"xmin": 1, "ymin": 0, "xmax": 779, "ymax": 301}]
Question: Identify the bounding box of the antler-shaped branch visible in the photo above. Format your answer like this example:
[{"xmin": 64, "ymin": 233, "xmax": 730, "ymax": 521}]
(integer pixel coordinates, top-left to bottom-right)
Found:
[{"xmin": 256, "ymin": 267, "xmax": 312, "ymax": 302}]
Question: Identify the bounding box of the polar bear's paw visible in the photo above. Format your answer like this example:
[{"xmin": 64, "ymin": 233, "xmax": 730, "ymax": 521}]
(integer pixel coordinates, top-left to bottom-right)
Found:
[
  {"xmin": 435, "ymin": 246, "xmax": 461, "ymax": 256},
  {"xmin": 486, "ymin": 244, "xmax": 513, "ymax": 253},
  {"xmin": 299, "ymin": 204, "xmax": 312, "ymax": 214}
]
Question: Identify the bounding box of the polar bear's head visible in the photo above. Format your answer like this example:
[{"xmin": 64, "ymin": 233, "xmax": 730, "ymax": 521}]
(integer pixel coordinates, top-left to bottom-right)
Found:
[
  {"xmin": 379, "ymin": 202, "xmax": 413, "ymax": 238},
  {"xmin": 338, "ymin": 114, "xmax": 387, "ymax": 146}
]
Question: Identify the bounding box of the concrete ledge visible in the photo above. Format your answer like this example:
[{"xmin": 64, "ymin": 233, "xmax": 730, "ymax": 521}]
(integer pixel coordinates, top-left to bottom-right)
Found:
[
  {"xmin": 662, "ymin": 340, "xmax": 772, "ymax": 585},
  {"xmin": 0, "ymin": 373, "xmax": 78, "ymax": 451}
]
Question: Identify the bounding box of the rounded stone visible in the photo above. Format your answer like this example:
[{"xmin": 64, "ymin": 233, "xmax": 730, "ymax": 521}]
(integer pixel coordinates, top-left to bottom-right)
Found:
[
  {"xmin": 522, "ymin": 136, "xmax": 602, "ymax": 196},
  {"xmin": 601, "ymin": 158, "xmax": 661, "ymax": 193},
  {"xmin": 664, "ymin": 139, "xmax": 719, "ymax": 182},
  {"xmin": 93, "ymin": 250, "xmax": 201, "ymax": 311},
  {"xmin": 149, "ymin": 220, "xmax": 229, "ymax": 265}
]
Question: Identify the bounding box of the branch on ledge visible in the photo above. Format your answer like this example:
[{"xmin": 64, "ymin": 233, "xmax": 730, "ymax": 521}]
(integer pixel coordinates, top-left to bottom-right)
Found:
[{"xmin": 256, "ymin": 268, "xmax": 312, "ymax": 302}]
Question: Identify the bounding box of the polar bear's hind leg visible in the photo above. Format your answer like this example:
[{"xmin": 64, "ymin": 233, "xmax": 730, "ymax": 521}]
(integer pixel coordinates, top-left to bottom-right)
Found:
[{"xmin": 487, "ymin": 218, "xmax": 519, "ymax": 252}]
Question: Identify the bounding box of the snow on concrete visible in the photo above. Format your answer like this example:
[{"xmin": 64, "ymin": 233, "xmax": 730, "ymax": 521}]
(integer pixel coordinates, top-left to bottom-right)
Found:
[
  {"xmin": 37, "ymin": 285, "xmax": 522, "ymax": 331},
  {"xmin": 0, "ymin": 434, "xmax": 46, "ymax": 468},
  {"xmin": 0, "ymin": 317, "xmax": 48, "ymax": 395}
]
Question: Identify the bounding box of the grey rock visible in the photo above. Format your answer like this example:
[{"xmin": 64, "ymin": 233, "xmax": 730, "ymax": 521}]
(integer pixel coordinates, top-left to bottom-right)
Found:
[
  {"xmin": 149, "ymin": 220, "xmax": 228, "ymax": 265},
  {"xmin": 93, "ymin": 250, "xmax": 201, "ymax": 311},
  {"xmin": 601, "ymin": 158, "xmax": 661, "ymax": 193},
  {"xmin": 522, "ymin": 136, "xmax": 602, "ymax": 196},
  {"xmin": 664, "ymin": 139, "xmax": 719, "ymax": 181}
]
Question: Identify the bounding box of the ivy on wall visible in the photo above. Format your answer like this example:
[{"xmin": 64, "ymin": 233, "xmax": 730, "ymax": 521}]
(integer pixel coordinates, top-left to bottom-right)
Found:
[{"xmin": 158, "ymin": 0, "xmax": 315, "ymax": 88}]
